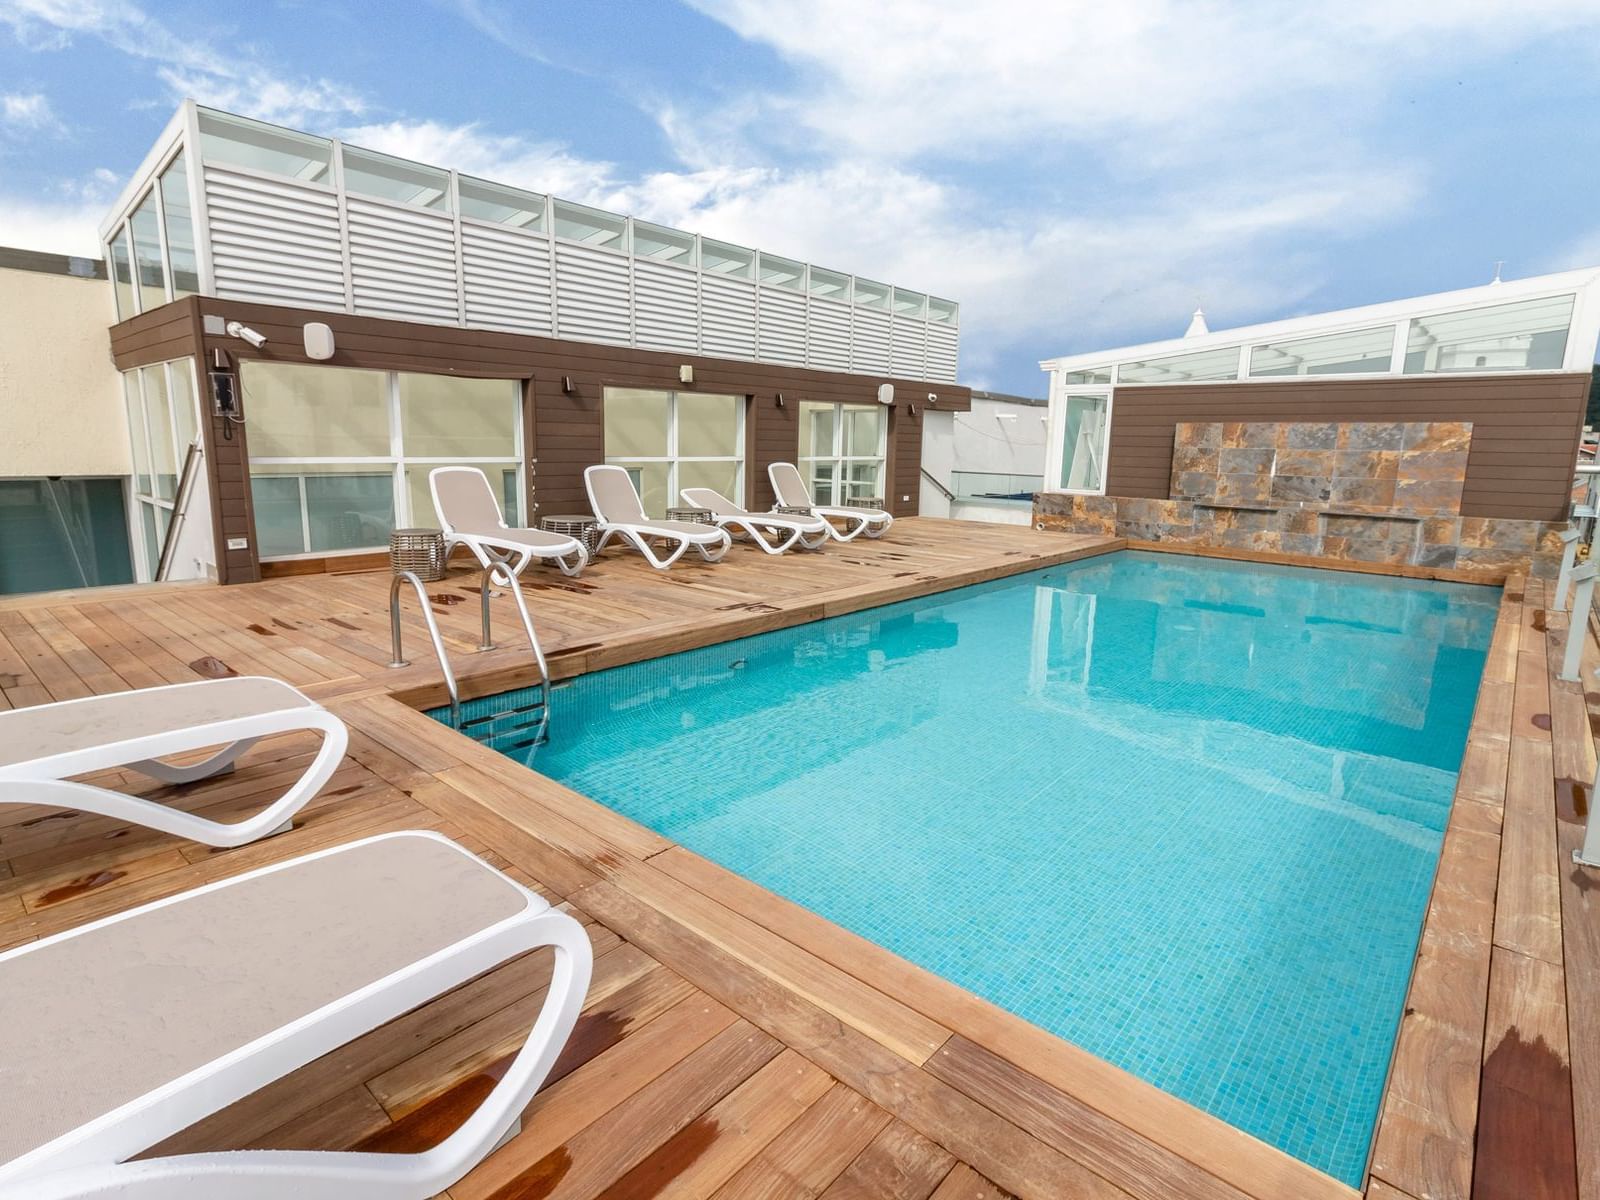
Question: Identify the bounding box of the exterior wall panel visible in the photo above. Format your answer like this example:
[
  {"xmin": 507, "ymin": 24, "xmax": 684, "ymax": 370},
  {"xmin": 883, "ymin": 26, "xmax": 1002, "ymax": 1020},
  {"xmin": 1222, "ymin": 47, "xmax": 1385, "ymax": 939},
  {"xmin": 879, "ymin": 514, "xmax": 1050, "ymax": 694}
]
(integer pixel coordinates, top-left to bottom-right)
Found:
[
  {"xmin": 553, "ymin": 243, "xmax": 631, "ymax": 346},
  {"xmin": 461, "ymin": 223, "xmax": 552, "ymax": 334},
  {"xmin": 203, "ymin": 167, "xmax": 344, "ymax": 309},
  {"xmin": 1100, "ymin": 374, "xmax": 1589, "ymax": 521},
  {"xmin": 346, "ymin": 196, "xmax": 459, "ymax": 323},
  {"xmin": 632, "ymin": 261, "xmax": 699, "ymax": 353}
]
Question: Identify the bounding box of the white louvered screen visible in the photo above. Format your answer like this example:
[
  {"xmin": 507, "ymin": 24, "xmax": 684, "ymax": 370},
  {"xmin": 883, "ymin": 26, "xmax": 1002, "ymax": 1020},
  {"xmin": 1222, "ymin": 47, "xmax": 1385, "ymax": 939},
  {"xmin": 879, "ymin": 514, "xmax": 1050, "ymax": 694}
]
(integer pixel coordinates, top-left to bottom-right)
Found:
[
  {"xmin": 347, "ymin": 197, "xmax": 459, "ymax": 324},
  {"xmin": 203, "ymin": 166, "xmax": 345, "ymax": 308},
  {"xmin": 633, "ymin": 260, "xmax": 699, "ymax": 352},
  {"xmin": 701, "ymin": 274, "xmax": 757, "ymax": 360},
  {"xmin": 806, "ymin": 299, "xmax": 851, "ymax": 370},
  {"xmin": 554, "ymin": 242, "xmax": 631, "ymax": 345},
  {"xmin": 851, "ymin": 308, "xmax": 892, "ymax": 374},
  {"xmin": 757, "ymin": 288, "xmax": 807, "ymax": 365},
  {"xmin": 462, "ymin": 223, "xmax": 551, "ymax": 334},
  {"xmin": 926, "ymin": 324, "xmax": 959, "ymax": 383},
  {"xmin": 891, "ymin": 315, "xmax": 928, "ymax": 378}
]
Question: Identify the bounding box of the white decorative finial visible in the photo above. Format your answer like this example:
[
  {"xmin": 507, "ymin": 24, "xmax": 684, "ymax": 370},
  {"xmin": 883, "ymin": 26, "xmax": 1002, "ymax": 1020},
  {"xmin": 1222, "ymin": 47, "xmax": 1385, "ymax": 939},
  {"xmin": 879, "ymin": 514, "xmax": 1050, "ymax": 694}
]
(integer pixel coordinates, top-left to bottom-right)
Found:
[
  {"xmin": 1184, "ymin": 305, "xmax": 1209, "ymax": 337},
  {"xmin": 1490, "ymin": 260, "xmax": 1504, "ymax": 285}
]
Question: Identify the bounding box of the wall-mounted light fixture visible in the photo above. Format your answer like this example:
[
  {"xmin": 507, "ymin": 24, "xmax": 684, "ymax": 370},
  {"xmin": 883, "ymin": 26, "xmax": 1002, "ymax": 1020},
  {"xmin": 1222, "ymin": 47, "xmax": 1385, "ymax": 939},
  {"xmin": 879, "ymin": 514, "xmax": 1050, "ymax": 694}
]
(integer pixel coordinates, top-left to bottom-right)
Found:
[
  {"xmin": 561, "ymin": 375, "xmax": 576, "ymax": 395},
  {"xmin": 775, "ymin": 392, "xmax": 786, "ymax": 408},
  {"xmin": 679, "ymin": 364, "xmax": 694, "ymax": 385}
]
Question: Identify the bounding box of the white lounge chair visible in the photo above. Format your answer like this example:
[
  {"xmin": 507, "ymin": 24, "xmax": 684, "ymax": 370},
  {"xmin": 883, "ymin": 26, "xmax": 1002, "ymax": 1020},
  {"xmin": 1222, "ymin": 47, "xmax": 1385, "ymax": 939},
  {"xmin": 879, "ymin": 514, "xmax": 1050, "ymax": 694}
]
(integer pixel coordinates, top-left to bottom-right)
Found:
[
  {"xmin": 584, "ymin": 465, "xmax": 731, "ymax": 570},
  {"xmin": 768, "ymin": 462, "xmax": 894, "ymax": 542},
  {"xmin": 430, "ymin": 466, "xmax": 588, "ymax": 582},
  {"xmin": 0, "ymin": 677, "xmax": 347, "ymax": 848},
  {"xmin": 0, "ymin": 830, "xmax": 592, "ymax": 1200},
  {"xmin": 679, "ymin": 486, "xmax": 830, "ymax": 555}
]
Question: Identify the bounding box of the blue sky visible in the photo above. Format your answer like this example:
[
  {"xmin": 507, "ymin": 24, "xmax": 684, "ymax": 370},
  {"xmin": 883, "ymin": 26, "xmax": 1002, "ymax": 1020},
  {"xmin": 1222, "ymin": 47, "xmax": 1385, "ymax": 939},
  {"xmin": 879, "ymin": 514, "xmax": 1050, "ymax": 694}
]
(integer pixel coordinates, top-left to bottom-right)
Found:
[{"xmin": 2, "ymin": 0, "xmax": 1598, "ymax": 394}]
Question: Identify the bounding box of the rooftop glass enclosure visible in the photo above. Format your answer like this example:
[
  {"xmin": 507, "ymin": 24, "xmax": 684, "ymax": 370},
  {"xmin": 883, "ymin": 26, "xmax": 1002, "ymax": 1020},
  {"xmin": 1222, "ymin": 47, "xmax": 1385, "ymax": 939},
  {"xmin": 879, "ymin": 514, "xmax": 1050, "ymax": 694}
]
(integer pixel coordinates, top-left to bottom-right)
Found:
[
  {"xmin": 99, "ymin": 102, "xmax": 960, "ymax": 383},
  {"xmin": 1037, "ymin": 268, "xmax": 1600, "ymax": 496}
]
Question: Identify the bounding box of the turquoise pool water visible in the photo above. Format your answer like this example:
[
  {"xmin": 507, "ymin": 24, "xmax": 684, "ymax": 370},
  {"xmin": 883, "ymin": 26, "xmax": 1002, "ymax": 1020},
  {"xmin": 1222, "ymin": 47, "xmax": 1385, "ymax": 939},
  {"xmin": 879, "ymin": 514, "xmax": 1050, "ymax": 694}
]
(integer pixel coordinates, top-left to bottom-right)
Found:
[{"xmin": 441, "ymin": 550, "xmax": 1499, "ymax": 1183}]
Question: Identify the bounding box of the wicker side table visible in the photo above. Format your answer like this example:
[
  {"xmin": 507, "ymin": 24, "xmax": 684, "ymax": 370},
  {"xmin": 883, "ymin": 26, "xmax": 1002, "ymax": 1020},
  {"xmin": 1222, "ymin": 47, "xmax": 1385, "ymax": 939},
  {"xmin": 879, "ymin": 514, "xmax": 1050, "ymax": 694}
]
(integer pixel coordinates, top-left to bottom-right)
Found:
[
  {"xmin": 843, "ymin": 496, "xmax": 886, "ymax": 511},
  {"xmin": 389, "ymin": 528, "xmax": 447, "ymax": 581},
  {"xmin": 665, "ymin": 506, "xmax": 716, "ymax": 525},
  {"xmin": 540, "ymin": 514, "xmax": 599, "ymax": 553},
  {"xmin": 774, "ymin": 504, "xmax": 814, "ymax": 517}
]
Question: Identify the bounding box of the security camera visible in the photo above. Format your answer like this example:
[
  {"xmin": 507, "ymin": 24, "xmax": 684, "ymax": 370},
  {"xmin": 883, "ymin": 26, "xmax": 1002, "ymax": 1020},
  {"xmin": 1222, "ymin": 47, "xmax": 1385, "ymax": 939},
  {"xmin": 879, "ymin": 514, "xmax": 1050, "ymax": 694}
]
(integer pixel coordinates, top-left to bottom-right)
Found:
[{"xmin": 224, "ymin": 321, "xmax": 267, "ymax": 349}]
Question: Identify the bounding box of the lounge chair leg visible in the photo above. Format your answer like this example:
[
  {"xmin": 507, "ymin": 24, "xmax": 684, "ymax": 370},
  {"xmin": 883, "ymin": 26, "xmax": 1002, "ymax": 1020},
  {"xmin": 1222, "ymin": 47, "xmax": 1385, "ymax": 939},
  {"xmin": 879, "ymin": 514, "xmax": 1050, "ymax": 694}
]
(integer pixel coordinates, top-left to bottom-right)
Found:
[
  {"xmin": 492, "ymin": 1117, "xmax": 523, "ymax": 1153},
  {"xmin": 269, "ymin": 818, "xmax": 294, "ymax": 836}
]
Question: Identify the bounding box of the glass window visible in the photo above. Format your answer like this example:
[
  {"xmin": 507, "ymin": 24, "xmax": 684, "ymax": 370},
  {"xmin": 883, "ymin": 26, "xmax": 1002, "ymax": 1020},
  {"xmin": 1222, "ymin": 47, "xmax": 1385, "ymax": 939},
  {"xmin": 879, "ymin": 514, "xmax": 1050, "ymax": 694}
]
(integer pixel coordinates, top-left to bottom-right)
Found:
[
  {"xmin": 892, "ymin": 288, "xmax": 926, "ymax": 317},
  {"xmin": 0, "ymin": 479, "xmax": 134, "ymax": 595},
  {"xmin": 552, "ymin": 199, "xmax": 626, "ymax": 249},
  {"xmin": 928, "ymin": 297, "xmax": 958, "ymax": 325},
  {"xmin": 240, "ymin": 362, "xmax": 522, "ymax": 558},
  {"xmin": 1403, "ymin": 294, "xmax": 1576, "ymax": 374},
  {"xmin": 1117, "ymin": 346, "xmax": 1240, "ymax": 384},
  {"xmin": 397, "ymin": 374, "xmax": 517, "ymax": 458},
  {"xmin": 603, "ymin": 388, "xmax": 744, "ymax": 517},
  {"xmin": 141, "ymin": 364, "xmax": 177, "ymax": 501},
  {"xmin": 108, "ymin": 229, "xmax": 134, "ymax": 320},
  {"xmin": 198, "ymin": 108, "xmax": 331, "ymax": 182},
  {"xmin": 129, "ymin": 190, "xmax": 167, "ymax": 312},
  {"xmin": 604, "ymin": 388, "xmax": 670, "ymax": 459},
  {"xmin": 242, "ymin": 363, "xmax": 391, "ymax": 459},
  {"xmin": 341, "ymin": 145, "xmax": 450, "ymax": 212},
  {"xmin": 702, "ymin": 239, "xmax": 754, "ymax": 279},
  {"xmin": 248, "ymin": 464, "xmax": 396, "ymax": 555},
  {"xmin": 677, "ymin": 392, "xmax": 741, "ymax": 458},
  {"xmin": 170, "ymin": 359, "xmax": 198, "ymax": 452},
  {"xmin": 759, "ymin": 254, "xmax": 804, "ymax": 291},
  {"xmin": 854, "ymin": 278, "xmax": 890, "ymax": 310},
  {"xmin": 1249, "ymin": 326, "xmax": 1394, "ymax": 376},
  {"xmin": 124, "ymin": 373, "xmax": 152, "ymax": 498},
  {"xmin": 158, "ymin": 152, "xmax": 198, "ymax": 298},
  {"xmin": 1063, "ymin": 368, "xmax": 1111, "ymax": 385},
  {"xmin": 809, "ymin": 267, "xmax": 850, "ymax": 301},
  {"xmin": 634, "ymin": 222, "xmax": 695, "ymax": 265},
  {"xmin": 458, "ymin": 176, "xmax": 545, "ymax": 229},
  {"xmin": 1059, "ymin": 394, "xmax": 1109, "ymax": 491},
  {"xmin": 799, "ymin": 402, "xmax": 885, "ymax": 505}
]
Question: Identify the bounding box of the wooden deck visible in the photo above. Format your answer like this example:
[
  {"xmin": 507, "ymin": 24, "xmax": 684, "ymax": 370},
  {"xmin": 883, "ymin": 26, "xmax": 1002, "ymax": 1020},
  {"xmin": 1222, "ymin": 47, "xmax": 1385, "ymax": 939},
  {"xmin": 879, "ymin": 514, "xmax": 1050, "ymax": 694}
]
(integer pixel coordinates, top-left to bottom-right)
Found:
[{"xmin": 0, "ymin": 518, "xmax": 1592, "ymax": 1200}]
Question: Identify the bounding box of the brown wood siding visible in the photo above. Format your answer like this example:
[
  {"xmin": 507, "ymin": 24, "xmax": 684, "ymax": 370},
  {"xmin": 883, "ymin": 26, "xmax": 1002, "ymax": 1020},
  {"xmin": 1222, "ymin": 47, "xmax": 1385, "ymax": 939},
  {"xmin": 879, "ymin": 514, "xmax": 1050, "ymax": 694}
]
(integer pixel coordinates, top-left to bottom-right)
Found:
[
  {"xmin": 108, "ymin": 297, "xmax": 963, "ymax": 567},
  {"xmin": 889, "ymin": 404, "xmax": 923, "ymax": 515},
  {"xmin": 1103, "ymin": 373, "xmax": 1589, "ymax": 522}
]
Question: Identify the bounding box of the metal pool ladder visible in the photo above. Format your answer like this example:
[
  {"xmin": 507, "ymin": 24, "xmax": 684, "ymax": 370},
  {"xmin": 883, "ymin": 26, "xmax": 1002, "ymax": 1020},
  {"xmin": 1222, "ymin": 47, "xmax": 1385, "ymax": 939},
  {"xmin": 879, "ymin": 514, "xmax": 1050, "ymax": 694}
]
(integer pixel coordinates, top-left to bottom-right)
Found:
[{"xmin": 389, "ymin": 568, "xmax": 553, "ymax": 744}]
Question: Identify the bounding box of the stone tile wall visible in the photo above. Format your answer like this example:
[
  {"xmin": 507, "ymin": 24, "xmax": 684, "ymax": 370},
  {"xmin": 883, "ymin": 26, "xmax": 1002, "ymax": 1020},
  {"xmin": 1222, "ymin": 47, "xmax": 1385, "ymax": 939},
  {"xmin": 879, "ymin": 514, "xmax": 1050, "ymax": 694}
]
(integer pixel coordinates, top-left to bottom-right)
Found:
[{"xmin": 1033, "ymin": 418, "xmax": 1566, "ymax": 578}]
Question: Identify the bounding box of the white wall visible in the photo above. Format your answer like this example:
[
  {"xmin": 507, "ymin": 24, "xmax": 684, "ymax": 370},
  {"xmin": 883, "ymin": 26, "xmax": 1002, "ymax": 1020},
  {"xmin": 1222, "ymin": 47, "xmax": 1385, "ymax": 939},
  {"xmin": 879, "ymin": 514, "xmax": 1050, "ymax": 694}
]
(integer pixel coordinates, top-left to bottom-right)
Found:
[
  {"xmin": 0, "ymin": 265, "xmax": 127, "ymax": 477},
  {"xmin": 920, "ymin": 394, "xmax": 1047, "ymax": 523}
]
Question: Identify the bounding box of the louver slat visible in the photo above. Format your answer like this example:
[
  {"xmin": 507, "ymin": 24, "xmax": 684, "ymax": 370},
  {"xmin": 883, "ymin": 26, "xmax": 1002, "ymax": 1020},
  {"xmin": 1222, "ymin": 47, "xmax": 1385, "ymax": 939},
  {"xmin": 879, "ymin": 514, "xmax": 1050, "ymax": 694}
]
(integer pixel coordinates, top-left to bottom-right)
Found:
[
  {"xmin": 757, "ymin": 288, "xmax": 807, "ymax": 366},
  {"xmin": 633, "ymin": 260, "xmax": 698, "ymax": 352},
  {"xmin": 203, "ymin": 166, "xmax": 344, "ymax": 308},
  {"xmin": 554, "ymin": 243, "xmax": 630, "ymax": 345},
  {"xmin": 346, "ymin": 196, "xmax": 460, "ymax": 324}
]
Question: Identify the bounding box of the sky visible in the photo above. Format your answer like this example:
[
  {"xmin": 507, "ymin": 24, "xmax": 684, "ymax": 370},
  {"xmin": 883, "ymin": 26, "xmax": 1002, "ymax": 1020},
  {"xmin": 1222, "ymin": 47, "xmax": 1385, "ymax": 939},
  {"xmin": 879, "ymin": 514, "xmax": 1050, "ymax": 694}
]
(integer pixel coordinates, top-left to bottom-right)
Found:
[{"xmin": 2, "ymin": 1, "xmax": 1599, "ymax": 394}]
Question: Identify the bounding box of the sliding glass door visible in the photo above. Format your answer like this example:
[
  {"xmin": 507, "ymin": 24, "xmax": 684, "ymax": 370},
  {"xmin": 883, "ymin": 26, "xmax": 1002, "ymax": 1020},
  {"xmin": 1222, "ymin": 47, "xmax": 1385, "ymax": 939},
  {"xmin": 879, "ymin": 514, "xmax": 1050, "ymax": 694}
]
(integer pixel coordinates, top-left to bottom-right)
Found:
[
  {"xmin": 603, "ymin": 388, "xmax": 744, "ymax": 517},
  {"xmin": 242, "ymin": 363, "xmax": 522, "ymax": 559},
  {"xmin": 798, "ymin": 401, "xmax": 886, "ymax": 504}
]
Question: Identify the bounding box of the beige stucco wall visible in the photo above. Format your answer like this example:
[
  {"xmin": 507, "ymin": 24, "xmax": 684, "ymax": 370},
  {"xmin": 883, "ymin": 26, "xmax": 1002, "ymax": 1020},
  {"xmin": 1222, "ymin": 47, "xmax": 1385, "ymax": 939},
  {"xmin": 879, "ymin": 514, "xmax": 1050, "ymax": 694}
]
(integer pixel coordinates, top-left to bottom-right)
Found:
[{"xmin": 0, "ymin": 265, "xmax": 128, "ymax": 476}]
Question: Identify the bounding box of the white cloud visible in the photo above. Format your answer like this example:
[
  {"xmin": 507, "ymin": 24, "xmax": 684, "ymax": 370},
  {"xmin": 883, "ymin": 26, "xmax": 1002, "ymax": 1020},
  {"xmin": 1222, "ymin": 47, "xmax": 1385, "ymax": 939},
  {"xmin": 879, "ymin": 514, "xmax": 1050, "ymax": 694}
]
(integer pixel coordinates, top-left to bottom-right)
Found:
[
  {"xmin": 337, "ymin": 120, "xmax": 615, "ymax": 202},
  {"xmin": 0, "ymin": 0, "xmax": 368, "ymax": 127},
  {"xmin": 0, "ymin": 91, "xmax": 62, "ymax": 133},
  {"xmin": 0, "ymin": 192, "xmax": 103, "ymax": 255}
]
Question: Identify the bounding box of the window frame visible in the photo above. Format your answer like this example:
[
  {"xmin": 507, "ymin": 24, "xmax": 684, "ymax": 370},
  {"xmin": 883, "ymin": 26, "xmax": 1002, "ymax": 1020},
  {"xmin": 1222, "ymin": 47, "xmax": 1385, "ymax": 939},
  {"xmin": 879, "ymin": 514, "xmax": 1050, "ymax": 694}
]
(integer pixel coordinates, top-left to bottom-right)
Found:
[
  {"xmin": 123, "ymin": 358, "xmax": 202, "ymax": 581},
  {"xmin": 602, "ymin": 388, "xmax": 747, "ymax": 517},
  {"xmin": 797, "ymin": 401, "xmax": 890, "ymax": 505},
  {"xmin": 1042, "ymin": 378, "xmax": 1114, "ymax": 498},
  {"xmin": 242, "ymin": 365, "xmax": 525, "ymax": 561}
]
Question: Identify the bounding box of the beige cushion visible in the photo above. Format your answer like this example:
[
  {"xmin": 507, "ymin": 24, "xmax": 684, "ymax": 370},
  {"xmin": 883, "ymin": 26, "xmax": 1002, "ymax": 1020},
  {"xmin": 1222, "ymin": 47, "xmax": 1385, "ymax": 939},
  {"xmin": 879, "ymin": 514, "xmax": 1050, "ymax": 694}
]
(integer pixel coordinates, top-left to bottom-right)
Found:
[
  {"xmin": 0, "ymin": 833, "xmax": 530, "ymax": 1165},
  {"xmin": 0, "ymin": 678, "xmax": 313, "ymax": 769}
]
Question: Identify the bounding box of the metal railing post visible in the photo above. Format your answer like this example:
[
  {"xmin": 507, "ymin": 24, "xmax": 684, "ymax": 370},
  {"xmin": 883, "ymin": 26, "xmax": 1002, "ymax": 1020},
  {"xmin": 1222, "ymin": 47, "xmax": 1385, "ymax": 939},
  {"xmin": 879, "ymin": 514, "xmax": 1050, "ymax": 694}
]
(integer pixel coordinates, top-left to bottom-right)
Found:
[
  {"xmin": 1577, "ymin": 755, "xmax": 1600, "ymax": 869},
  {"xmin": 1555, "ymin": 528, "xmax": 1583, "ymax": 611},
  {"xmin": 479, "ymin": 569, "xmax": 497, "ymax": 651},
  {"xmin": 1559, "ymin": 562, "xmax": 1598, "ymax": 682}
]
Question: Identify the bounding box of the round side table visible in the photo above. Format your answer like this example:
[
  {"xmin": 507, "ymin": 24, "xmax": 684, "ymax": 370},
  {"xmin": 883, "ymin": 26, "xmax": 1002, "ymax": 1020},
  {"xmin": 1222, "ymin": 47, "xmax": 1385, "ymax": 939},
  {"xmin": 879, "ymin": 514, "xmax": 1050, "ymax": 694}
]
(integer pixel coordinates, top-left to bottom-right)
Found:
[
  {"xmin": 540, "ymin": 514, "xmax": 599, "ymax": 553},
  {"xmin": 665, "ymin": 506, "xmax": 716, "ymax": 525},
  {"xmin": 389, "ymin": 528, "xmax": 447, "ymax": 581}
]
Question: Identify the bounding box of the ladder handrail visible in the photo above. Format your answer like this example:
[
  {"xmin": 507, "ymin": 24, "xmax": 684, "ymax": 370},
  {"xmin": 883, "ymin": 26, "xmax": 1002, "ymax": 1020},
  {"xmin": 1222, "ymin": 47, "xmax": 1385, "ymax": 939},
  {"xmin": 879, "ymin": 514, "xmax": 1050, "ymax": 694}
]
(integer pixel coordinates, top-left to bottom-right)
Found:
[
  {"xmin": 919, "ymin": 467, "xmax": 955, "ymax": 502},
  {"xmin": 389, "ymin": 570, "xmax": 460, "ymax": 727},
  {"xmin": 478, "ymin": 567, "xmax": 553, "ymax": 742}
]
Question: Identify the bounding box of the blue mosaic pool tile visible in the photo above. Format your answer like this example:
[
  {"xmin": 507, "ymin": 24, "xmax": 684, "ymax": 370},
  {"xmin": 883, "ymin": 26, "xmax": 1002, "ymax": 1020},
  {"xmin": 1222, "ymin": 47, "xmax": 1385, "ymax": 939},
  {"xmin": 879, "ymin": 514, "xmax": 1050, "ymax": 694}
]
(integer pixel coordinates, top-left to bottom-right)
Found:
[{"xmin": 437, "ymin": 551, "xmax": 1498, "ymax": 1185}]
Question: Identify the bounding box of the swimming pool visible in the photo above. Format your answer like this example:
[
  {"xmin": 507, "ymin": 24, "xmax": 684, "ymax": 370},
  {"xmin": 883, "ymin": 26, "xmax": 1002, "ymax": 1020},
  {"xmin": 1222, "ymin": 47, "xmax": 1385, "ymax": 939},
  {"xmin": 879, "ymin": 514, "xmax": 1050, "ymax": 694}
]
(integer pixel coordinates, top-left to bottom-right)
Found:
[{"xmin": 440, "ymin": 550, "xmax": 1499, "ymax": 1183}]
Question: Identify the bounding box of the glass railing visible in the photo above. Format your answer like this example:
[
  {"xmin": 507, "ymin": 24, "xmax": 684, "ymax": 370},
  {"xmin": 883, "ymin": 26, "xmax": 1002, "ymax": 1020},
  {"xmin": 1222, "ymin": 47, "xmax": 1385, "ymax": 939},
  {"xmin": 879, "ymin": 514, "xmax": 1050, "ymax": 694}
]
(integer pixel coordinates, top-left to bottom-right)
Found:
[{"xmin": 951, "ymin": 471, "xmax": 1043, "ymax": 504}]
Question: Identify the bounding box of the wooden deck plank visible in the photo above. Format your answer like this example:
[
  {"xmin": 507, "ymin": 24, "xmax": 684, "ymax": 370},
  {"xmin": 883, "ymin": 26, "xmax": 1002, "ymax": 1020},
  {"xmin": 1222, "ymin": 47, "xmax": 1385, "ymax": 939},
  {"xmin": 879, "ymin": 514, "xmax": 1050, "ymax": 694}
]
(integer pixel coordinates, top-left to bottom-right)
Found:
[{"xmin": 710, "ymin": 1083, "xmax": 892, "ymax": 1200}]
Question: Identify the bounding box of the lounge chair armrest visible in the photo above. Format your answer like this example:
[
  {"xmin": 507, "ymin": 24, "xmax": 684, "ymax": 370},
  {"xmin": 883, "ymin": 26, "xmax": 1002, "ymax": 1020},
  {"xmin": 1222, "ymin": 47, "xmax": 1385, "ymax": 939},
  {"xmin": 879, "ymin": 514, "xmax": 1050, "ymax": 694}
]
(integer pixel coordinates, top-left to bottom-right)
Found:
[{"xmin": 12, "ymin": 909, "xmax": 593, "ymax": 1200}]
